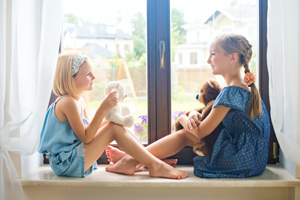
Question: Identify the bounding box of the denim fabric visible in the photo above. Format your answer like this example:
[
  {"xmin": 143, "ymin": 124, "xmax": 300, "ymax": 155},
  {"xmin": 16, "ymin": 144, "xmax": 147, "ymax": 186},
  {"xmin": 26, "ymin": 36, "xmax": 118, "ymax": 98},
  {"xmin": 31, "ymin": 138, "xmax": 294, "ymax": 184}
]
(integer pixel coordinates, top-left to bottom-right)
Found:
[
  {"xmin": 38, "ymin": 96, "xmax": 97, "ymax": 178},
  {"xmin": 193, "ymin": 86, "xmax": 270, "ymax": 178}
]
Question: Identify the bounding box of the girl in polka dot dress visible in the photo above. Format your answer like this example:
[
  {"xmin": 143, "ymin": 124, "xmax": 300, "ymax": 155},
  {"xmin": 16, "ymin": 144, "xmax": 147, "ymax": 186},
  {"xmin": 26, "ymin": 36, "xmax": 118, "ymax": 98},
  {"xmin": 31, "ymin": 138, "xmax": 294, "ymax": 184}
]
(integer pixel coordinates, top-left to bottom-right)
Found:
[{"xmin": 106, "ymin": 34, "xmax": 270, "ymax": 178}]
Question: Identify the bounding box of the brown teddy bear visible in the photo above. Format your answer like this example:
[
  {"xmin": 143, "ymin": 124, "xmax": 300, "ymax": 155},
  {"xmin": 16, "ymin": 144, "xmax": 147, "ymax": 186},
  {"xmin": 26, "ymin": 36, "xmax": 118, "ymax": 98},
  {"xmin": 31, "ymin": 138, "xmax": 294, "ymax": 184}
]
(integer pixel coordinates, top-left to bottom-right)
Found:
[{"xmin": 174, "ymin": 79, "xmax": 222, "ymax": 157}]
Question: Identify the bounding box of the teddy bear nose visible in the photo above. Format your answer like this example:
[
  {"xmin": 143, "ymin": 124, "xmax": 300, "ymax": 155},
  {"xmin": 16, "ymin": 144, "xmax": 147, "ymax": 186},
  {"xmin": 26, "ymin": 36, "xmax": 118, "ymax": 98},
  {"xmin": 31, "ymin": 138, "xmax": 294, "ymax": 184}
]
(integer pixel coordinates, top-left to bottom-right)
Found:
[{"xmin": 196, "ymin": 94, "xmax": 199, "ymax": 100}]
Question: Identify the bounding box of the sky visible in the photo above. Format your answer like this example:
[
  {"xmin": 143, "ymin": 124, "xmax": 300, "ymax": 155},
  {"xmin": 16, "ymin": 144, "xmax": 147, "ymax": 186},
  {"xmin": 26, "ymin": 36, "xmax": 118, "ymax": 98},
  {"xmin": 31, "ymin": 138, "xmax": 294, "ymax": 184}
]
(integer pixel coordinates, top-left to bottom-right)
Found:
[{"xmin": 63, "ymin": 0, "xmax": 256, "ymax": 33}]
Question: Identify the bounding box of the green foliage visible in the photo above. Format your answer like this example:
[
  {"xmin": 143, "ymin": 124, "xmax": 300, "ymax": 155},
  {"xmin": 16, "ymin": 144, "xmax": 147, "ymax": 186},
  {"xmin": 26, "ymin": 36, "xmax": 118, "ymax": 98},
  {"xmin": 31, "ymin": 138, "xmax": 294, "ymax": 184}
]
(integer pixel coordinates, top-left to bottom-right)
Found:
[
  {"xmin": 125, "ymin": 51, "xmax": 138, "ymax": 64},
  {"xmin": 171, "ymin": 25, "xmax": 180, "ymax": 62},
  {"xmin": 131, "ymin": 12, "xmax": 146, "ymax": 40},
  {"xmin": 131, "ymin": 12, "xmax": 146, "ymax": 58},
  {"xmin": 171, "ymin": 8, "xmax": 186, "ymax": 44},
  {"xmin": 171, "ymin": 8, "xmax": 186, "ymax": 62},
  {"xmin": 171, "ymin": 85, "xmax": 186, "ymax": 101},
  {"xmin": 139, "ymin": 53, "xmax": 147, "ymax": 67},
  {"xmin": 133, "ymin": 37, "xmax": 146, "ymax": 57},
  {"xmin": 64, "ymin": 13, "xmax": 83, "ymax": 27},
  {"xmin": 137, "ymin": 121, "xmax": 148, "ymax": 139}
]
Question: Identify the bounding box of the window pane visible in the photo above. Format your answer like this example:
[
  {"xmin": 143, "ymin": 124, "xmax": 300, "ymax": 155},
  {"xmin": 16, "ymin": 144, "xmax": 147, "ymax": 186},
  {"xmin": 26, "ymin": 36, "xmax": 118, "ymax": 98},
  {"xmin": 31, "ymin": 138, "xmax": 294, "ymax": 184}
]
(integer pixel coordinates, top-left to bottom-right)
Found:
[
  {"xmin": 170, "ymin": 0, "xmax": 258, "ymax": 131},
  {"xmin": 63, "ymin": 0, "xmax": 148, "ymax": 143}
]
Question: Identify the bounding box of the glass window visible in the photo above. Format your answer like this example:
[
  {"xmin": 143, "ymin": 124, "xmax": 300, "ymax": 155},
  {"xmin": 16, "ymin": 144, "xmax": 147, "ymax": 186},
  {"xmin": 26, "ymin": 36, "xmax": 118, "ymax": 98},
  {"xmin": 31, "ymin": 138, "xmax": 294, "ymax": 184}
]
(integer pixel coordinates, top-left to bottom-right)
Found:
[
  {"xmin": 190, "ymin": 53, "xmax": 197, "ymax": 64},
  {"xmin": 63, "ymin": 0, "xmax": 148, "ymax": 144},
  {"xmin": 179, "ymin": 53, "xmax": 182, "ymax": 65},
  {"xmin": 171, "ymin": 0, "xmax": 258, "ymax": 131},
  {"xmin": 56, "ymin": 0, "xmax": 274, "ymax": 165}
]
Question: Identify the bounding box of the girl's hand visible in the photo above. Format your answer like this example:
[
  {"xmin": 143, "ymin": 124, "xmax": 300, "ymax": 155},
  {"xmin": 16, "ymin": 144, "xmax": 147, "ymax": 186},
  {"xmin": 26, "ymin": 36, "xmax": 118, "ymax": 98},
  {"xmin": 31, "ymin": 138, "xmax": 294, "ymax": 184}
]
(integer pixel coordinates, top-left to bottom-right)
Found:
[
  {"xmin": 187, "ymin": 111, "xmax": 201, "ymax": 130},
  {"xmin": 99, "ymin": 91, "xmax": 118, "ymax": 113}
]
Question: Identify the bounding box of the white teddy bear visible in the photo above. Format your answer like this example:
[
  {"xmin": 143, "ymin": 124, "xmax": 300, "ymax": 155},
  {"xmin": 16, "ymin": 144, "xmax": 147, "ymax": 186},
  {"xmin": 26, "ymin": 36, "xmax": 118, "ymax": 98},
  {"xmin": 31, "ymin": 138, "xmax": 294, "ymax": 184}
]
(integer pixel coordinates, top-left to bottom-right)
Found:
[{"xmin": 104, "ymin": 81, "xmax": 135, "ymax": 127}]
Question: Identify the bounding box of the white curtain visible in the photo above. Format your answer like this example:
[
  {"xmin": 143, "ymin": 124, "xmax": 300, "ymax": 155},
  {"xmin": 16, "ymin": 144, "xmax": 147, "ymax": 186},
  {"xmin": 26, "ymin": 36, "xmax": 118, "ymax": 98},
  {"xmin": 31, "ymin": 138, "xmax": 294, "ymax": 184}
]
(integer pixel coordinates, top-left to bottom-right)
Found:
[
  {"xmin": 0, "ymin": 0, "xmax": 63, "ymax": 199},
  {"xmin": 267, "ymin": 0, "xmax": 300, "ymax": 166}
]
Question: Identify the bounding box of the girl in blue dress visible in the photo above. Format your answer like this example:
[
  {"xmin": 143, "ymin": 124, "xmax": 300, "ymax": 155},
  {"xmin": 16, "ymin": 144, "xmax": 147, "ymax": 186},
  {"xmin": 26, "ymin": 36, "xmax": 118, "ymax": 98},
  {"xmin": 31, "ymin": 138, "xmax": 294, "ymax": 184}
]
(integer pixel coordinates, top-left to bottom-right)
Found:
[
  {"xmin": 106, "ymin": 33, "xmax": 270, "ymax": 178},
  {"xmin": 38, "ymin": 51, "xmax": 188, "ymax": 179}
]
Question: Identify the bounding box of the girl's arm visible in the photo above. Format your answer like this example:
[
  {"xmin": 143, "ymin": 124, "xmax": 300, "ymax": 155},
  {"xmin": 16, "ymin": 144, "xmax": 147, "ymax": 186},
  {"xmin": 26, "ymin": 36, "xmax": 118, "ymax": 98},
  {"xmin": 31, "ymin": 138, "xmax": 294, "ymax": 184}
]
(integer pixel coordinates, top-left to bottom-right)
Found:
[
  {"xmin": 61, "ymin": 92, "xmax": 118, "ymax": 144},
  {"xmin": 80, "ymin": 97, "xmax": 108, "ymax": 128},
  {"xmin": 178, "ymin": 105, "xmax": 230, "ymax": 140}
]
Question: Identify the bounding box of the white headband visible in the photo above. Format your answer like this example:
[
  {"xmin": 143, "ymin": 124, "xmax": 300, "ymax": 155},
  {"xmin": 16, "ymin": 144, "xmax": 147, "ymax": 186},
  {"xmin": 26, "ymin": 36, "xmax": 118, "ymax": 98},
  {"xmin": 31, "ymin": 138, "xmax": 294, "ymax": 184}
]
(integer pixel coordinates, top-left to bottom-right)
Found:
[{"xmin": 72, "ymin": 53, "xmax": 87, "ymax": 76}]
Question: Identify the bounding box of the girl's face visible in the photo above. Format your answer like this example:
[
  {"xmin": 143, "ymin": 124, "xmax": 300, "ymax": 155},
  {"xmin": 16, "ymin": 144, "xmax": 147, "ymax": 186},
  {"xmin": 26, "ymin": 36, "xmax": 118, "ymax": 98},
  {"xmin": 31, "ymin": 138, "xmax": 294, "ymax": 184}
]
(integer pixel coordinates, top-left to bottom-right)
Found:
[
  {"xmin": 72, "ymin": 60, "xmax": 95, "ymax": 93},
  {"xmin": 207, "ymin": 43, "xmax": 232, "ymax": 76}
]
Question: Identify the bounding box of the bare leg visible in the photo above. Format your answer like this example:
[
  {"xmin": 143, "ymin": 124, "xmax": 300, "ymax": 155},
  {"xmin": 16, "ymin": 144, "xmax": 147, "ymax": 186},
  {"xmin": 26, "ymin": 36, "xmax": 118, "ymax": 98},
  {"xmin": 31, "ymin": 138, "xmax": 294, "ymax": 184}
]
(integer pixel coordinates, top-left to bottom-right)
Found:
[
  {"xmin": 106, "ymin": 129, "xmax": 200, "ymax": 164},
  {"xmin": 106, "ymin": 146, "xmax": 178, "ymax": 166},
  {"xmin": 83, "ymin": 123, "xmax": 188, "ymax": 179}
]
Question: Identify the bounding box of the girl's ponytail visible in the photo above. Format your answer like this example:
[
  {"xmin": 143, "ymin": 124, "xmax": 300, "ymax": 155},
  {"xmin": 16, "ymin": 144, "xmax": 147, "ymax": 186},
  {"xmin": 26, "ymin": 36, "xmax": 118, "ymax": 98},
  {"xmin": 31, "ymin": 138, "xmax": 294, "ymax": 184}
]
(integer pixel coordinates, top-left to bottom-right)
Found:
[{"xmin": 244, "ymin": 64, "xmax": 262, "ymax": 119}]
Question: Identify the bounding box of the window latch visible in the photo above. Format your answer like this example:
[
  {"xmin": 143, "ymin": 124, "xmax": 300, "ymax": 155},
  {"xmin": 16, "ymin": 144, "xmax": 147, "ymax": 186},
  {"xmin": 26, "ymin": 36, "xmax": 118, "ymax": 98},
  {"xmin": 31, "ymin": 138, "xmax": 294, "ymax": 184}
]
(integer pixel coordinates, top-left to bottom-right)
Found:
[{"xmin": 159, "ymin": 40, "xmax": 165, "ymax": 69}]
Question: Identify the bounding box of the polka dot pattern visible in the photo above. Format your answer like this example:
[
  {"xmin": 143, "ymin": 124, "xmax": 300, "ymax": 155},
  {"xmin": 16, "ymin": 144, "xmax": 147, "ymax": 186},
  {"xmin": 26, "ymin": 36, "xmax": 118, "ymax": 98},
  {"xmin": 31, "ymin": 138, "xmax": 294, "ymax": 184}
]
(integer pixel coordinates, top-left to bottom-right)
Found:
[{"xmin": 193, "ymin": 86, "xmax": 270, "ymax": 178}]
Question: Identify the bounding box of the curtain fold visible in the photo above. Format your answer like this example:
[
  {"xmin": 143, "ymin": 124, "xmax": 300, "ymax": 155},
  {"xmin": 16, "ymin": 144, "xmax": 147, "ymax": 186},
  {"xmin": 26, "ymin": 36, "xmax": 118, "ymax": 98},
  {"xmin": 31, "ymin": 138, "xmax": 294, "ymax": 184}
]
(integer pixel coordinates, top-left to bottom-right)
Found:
[
  {"xmin": 267, "ymin": 0, "xmax": 300, "ymax": 166},
  {"xmin": 0, "ymin": 0, "xmax": 63, "ymax": 199}
]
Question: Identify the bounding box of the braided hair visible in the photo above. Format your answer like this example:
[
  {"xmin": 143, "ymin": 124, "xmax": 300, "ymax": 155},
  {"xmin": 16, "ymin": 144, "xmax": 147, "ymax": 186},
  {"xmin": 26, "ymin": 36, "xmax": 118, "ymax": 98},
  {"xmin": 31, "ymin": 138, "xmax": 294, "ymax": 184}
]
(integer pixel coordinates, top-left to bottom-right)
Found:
[{"xmin": 214, "ymin": 33, "xmax": 262, "ymax": 119}]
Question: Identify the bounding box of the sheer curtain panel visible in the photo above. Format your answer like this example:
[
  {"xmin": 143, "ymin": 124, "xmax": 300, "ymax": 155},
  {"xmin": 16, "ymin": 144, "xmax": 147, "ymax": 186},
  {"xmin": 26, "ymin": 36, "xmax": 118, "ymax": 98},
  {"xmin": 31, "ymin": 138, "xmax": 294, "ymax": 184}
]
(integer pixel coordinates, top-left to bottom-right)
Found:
[
  {"xmin": 0, "ymin": 0, "xmax": 63, "ymax": 199},
  {"xmin": 267, "ymin": 0, "xmax": 300, "ymax": 167}
]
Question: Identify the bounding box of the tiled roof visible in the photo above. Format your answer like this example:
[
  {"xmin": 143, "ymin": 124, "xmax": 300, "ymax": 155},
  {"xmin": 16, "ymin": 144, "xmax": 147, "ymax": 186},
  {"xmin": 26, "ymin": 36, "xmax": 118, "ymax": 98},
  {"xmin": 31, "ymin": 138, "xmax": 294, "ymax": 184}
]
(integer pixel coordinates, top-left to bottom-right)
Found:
[
  {"xmin": 83, "ymin": 43, "xmax": 114, "ymax": 59},
  {"xmin": 204, "ymin": 3, "xmax": 256, "ymax": 23},
  {"xmin": 68, "ymin": 23, "xmax": 133, "ymax": 39}
]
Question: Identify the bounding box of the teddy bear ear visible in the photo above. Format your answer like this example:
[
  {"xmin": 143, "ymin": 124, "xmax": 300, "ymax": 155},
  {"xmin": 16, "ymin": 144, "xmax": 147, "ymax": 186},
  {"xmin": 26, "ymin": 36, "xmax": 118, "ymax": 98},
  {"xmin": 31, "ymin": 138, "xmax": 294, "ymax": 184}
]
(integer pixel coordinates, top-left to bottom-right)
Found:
[{"xmin": 208, "ymin": 79, "xmax": 215, "ymax": 89}]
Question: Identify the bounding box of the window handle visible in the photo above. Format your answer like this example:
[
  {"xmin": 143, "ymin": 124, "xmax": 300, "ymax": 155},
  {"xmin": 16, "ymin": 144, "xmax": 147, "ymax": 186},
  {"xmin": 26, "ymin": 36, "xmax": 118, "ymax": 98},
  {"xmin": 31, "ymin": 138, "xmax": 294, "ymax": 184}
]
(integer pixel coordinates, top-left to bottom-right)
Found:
[{"xmin": 159, "ymin": 40, "xmax": 165, "ymax": 69}]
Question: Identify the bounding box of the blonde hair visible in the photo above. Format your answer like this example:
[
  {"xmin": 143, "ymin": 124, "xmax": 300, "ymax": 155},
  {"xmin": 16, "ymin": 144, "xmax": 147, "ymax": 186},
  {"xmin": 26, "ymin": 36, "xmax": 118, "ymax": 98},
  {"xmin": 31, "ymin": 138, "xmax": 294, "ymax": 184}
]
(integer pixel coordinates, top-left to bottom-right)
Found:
[
  {"xmin": 53, "ymin": 51, "xmax": 86, "ymax": 96},
  {"xmin": 214, "ymin": 33, "xmax": 262, "ymax": 119}
]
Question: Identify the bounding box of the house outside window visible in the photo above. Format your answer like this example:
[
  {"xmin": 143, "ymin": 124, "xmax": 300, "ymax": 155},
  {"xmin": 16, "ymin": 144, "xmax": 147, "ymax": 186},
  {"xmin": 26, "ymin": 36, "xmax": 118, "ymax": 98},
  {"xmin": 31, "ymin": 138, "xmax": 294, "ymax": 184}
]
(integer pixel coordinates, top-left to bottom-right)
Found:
[
  {"xmin": 179, "ymin": 53, "xmax": 182, "ymax": 65},
  {"xmin": 222, "ymin": 27, "xmax": 232, "ymax": 33},
  {"xmin": 190, "ymin": 52, "xmax": 197, "ymax": 64}
]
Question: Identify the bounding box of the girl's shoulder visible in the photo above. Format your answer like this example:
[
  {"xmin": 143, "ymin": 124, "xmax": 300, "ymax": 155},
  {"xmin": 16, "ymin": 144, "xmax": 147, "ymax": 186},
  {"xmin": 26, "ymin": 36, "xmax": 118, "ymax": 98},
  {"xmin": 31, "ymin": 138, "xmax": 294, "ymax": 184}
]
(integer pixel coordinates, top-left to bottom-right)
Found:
[
  {"xmin": 55, "ymin": 95, "xmax": 76, "ymax": 106},
  {"xmin": 213, "ymin": 86, "xmax": 250, "ymax": 111},
  {"xmin": 222, "ymin": 85, "xmax": 250, "ymax": 93},
  {"xmin": 55, "ymin": 96, "xmax": 79, "ymax": 121}
]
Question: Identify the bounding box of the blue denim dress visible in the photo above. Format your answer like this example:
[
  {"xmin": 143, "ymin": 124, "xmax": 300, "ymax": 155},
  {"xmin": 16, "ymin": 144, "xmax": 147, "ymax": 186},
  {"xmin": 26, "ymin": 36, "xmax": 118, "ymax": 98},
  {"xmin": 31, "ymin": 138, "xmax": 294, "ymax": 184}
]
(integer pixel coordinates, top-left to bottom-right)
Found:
[
  {"xmin": 38, "ymin": 96, "xmax": 97, "ymax": 177},
  {"xmin": 193, "ymin": 86, "xmax": 270, "ymax": 178}
]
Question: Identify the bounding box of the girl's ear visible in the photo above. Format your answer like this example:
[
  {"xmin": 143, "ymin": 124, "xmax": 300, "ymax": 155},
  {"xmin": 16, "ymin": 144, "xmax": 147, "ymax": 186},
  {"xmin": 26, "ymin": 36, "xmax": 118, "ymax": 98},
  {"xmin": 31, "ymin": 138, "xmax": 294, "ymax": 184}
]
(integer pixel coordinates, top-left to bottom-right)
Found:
[{"xmin": 231, "ymin": 52, "xmax": 239, "ymax": 63}]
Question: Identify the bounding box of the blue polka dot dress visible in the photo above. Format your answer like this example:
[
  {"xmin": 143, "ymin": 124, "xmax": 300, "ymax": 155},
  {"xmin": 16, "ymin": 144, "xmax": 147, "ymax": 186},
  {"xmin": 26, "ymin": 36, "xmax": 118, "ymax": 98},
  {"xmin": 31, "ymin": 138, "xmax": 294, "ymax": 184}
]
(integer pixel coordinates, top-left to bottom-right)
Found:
[{"xmin": 193, "ymin": 86, "xmax": 270, "ymax": 178}]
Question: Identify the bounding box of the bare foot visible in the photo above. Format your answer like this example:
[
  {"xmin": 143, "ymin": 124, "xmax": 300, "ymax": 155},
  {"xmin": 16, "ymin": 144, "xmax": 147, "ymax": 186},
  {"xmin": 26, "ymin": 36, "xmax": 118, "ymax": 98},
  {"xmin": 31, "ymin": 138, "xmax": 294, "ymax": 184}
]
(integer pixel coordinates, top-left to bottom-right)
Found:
[
  {"xmin": 106, "ymin": 146, "xmax": 178, "ymax": 168},
  {"xmin": 105, "ymin": 146, "xmax": 127, "ymax": 163},
  {"xmin": 142, "ymin": 159, "xmax": 178, "ymax": 169},
  {"xmin": 148, "ymin": 162, "xmax": 188, "ymax": 180},
  {"xmin": 105, "ymin": 157, "xmax": 136, "ymax": 175},
  {"xmin": 105, "ymin": 157, "xmax": 188, "ymax": 180}
]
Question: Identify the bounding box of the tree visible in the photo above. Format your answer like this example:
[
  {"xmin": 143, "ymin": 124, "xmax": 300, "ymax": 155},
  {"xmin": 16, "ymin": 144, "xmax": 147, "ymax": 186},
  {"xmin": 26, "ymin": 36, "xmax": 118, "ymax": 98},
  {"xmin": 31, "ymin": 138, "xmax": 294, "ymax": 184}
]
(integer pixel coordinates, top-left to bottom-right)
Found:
[
  {"xmin": 131, "ymin": 12, "xmax": 146, "ymax": 40},
  {"xmin": 171, "ymin": 8, "xmax": 186, "ymax": 44},
  {"xmin": 64, "ymin": 13, "xmax": 83, "ymax": 27},
  {"xmin": 131, "ymin": 12, "xmax": 146, "ymax": 57},
  {"xmin": 171, "ymin": 8, "xmax": 186, "ymax": 62},
  {"xmin": 133, "ymin": 37, "xmax": 146, "ymax": 57}
]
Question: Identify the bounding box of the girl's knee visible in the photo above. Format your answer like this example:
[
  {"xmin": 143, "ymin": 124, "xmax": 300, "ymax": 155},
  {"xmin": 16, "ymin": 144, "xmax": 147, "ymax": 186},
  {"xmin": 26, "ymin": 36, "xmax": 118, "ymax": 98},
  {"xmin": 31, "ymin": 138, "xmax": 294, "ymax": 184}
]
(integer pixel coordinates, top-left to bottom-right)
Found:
[
  {"xmin": 173, "ymin": 129, "xmax": 188, "ymax": 140},
  {"xmin": 106, "ymin": 122, "xmax": 126, "ymax": 134}
]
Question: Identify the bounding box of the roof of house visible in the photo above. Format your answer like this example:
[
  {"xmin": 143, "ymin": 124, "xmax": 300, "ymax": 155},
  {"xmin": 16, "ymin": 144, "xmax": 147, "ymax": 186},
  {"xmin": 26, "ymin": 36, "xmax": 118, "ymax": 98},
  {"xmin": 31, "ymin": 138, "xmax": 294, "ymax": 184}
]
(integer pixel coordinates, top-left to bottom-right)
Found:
[
  {"xmin": 78, "ymin": 23, "xmax": 133, "ymax": 39},
  {"xmin": 66, "ymin": 23, "xmax": 133, "ymax": 40},
  {"xmin": 83, "ymin": 43, "xmax": 114, "ymax": 59},
  {"xmin": 204, "ymin": 3, "xmax": 256, "ymax": 23},
  {"xmin": 183, "ymin": 3, "xmax": 256, "ymax": 29}
]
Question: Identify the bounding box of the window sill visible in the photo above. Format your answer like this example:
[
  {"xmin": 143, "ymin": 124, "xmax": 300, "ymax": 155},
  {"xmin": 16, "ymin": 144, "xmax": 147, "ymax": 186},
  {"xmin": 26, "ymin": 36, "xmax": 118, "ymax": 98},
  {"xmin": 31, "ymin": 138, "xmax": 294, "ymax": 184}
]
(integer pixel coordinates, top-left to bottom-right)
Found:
[
  {"xmin": 20, "ymin": 164, "xmax": 300, "ymax": 188},
  {"xmin": 20, "ymin": 164, "xmax": 300, "ymax": 200}
]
